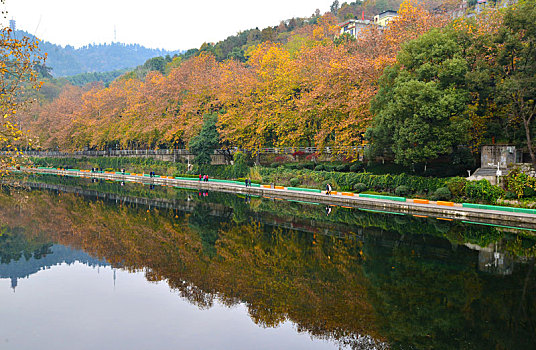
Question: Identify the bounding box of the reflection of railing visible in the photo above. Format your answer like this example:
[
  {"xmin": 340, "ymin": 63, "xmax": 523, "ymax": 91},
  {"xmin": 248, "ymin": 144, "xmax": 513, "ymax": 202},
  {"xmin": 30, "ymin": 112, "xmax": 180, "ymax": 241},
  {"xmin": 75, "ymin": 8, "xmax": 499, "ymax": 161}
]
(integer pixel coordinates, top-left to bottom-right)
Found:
[{"xmin": 13, "ymin": 146, "xmax": 365, "ymax": 158}]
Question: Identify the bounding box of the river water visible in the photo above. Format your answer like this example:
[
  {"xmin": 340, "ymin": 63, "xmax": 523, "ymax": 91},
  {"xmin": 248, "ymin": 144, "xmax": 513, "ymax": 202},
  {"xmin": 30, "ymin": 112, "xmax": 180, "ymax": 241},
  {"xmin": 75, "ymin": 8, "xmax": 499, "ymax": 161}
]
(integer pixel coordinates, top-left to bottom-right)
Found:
[{"xmin": 0, "ymin": 174, "xmax": 535, "ymax": 349}]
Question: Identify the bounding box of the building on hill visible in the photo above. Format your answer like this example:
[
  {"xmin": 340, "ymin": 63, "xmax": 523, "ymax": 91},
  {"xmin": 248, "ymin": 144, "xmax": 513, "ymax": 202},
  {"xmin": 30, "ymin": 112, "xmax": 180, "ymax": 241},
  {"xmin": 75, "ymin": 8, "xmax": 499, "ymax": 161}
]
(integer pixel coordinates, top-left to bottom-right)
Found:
[
  {"xmin": 338, "ymin": 19, "xmax": 372, "ymax": 38},
  {"xmin": 374, "ymin": 10, "xmax": 398, "ymax": 27},
  {"xmin": 338, "ymin": 10, "xmax": 399, "ymax": 38},
  {"xmin": 9, "ymin": 19, "xmax": 16, "ymax": 31}
]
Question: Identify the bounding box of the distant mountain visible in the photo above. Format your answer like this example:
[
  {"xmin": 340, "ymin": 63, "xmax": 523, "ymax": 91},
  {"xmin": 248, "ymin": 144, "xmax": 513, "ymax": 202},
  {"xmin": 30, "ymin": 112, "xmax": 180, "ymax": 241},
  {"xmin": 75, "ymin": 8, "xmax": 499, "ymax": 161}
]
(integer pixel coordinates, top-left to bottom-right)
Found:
[{"xmin": 14, "ymin": 30, "xmax": 182, "ymax": 77}]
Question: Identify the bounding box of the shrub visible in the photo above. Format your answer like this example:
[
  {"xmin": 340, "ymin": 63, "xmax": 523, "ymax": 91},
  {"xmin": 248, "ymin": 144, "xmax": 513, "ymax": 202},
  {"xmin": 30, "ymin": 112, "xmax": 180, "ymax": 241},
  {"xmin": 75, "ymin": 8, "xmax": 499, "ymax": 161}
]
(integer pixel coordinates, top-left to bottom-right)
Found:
[
  {"xmin": 505, "ymin": 191, "xmax": 517, "ymax": 200},
  {"xmin": 302, "ymin": 162, "xmax": 315, "ymax": 170},
  {"xmin": 395, "ymin": 185, "xmax": 410, "ymax": 197},
  {"xmin": 433, "ymin": 187, "xmax": 452, "ymax": 201},
  {"xmin": 465, "ymin": 180, "xmax": 504, "ymax": 203},
  {"xmin": 446, "ymin": 177, "xmax": 467, "ymax": 198},
  {"xmin": 270, "ymin": 163, "xmax": 280, "ymax": 168},
  {"xmin": 353, "ymin": 183, "xmax": 368, "ymax": 193},
  {"xmin": 314, "ymin": 164, "xmax": 324, "ymax": 171},
  {"xmin": 336, "ymin": 164, "xmax": 350, "ymax": 172},
  {"xmin": 323, "ymin": 164, "xmax": 336, "ymax": 172},
  {"xmin": 350, "ymin": 162, "xmax": 364, "ymax": 172},
  {"xmin": 274, "ymin": 156, "xmax": 287, "ymax": 163},
  {"xmin": 524, "ymin": 186, "xmax": 536, "ymax": 198},
  {"xmin": 289, "ymin": 177, "xmax": 301, "ymax": 187},
  {"xmin": 505, "ymin": 168, "xmax": 536, "ymax": 198}
]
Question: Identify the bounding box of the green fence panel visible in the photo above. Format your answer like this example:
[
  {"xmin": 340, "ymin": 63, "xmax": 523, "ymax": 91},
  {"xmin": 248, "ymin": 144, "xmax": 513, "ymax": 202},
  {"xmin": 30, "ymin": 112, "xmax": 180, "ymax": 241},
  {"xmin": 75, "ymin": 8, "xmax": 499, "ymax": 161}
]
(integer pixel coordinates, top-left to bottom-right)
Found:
[
  {"xmin": 513, "ymin": 208, "xmax": 536, "ymax": 215},
  {"xmin": 175, "ymin": 177, "xmax": 196, "ymax": 181},
  {"xmin": 287, "ymin": 187, "xmax": 322, "ymax": 193},
  {"xmin": 463, "ymin": 203, "xmax": 517, "ymax": 213},
  {"xmin": 359, "ymin": 194, "xmax": 406, "ymax": 202},
  {"xmin": 208, "ymin": 179, "xmax": 229, "ymax": 183}
]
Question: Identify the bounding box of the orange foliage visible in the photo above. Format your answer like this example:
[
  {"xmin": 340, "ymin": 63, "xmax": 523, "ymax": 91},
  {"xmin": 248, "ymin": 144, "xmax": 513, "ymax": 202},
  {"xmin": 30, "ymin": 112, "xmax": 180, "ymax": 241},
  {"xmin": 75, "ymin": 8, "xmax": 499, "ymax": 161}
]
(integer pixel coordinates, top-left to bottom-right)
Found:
[{"xmin": 24, "ymin": 2, "xmax": 450, "ymax": 157}]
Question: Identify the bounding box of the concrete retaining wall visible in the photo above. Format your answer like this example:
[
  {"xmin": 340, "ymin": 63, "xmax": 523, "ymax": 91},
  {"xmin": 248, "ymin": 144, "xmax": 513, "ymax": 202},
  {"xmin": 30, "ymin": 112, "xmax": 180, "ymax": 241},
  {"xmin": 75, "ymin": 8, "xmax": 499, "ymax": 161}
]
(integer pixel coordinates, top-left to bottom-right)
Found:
[{"xmin": 17, "ymin": 167, "xmax": 536, "ymax": 231}]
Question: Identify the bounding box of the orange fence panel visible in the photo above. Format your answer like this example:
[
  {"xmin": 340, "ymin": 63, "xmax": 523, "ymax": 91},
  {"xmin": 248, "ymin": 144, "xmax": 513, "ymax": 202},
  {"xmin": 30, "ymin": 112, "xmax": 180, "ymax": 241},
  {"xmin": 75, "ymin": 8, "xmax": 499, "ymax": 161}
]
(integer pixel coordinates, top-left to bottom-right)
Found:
[{"xmin": 413, "ymin": 199, "xmax": 430, "ymax": 204}]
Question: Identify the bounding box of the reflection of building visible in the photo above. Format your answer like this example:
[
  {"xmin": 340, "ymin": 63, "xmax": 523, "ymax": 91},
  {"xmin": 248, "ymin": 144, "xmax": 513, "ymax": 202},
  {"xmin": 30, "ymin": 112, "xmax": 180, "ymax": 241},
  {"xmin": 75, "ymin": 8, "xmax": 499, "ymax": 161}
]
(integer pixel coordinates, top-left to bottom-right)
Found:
[
  {"xmin": 9, "ymin": 19, "xmax": 16, "ymax": 31},
  {"xmin": 338, "ymin": 19, "xmax": 372, "ymax": 38},
  {"xmin": 374, "ymin": 10, "xmax": 398, "ymax": 27},
  {"xmin": 465, "ymin": 243, "xmax": 514, "ymax": 275}
]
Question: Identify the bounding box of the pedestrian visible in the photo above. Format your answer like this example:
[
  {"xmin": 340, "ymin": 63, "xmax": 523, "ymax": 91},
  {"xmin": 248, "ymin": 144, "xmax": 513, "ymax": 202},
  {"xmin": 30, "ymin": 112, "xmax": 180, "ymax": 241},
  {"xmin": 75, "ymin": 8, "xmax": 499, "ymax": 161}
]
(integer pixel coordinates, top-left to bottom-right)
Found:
[
  {"xmin": 199, "ymin": 174, "xmax": 202, "ymax": 182},
  {"xmin": 205, "ymin": 174, "xmax": 209, "ymax": 182},
  {"xmin": 326, "ymin": 183, "xmax": 332, "ymax": 195},
  {"xmin": 245, "ymin": 178, "xmax": 249, "ymax": 187}
]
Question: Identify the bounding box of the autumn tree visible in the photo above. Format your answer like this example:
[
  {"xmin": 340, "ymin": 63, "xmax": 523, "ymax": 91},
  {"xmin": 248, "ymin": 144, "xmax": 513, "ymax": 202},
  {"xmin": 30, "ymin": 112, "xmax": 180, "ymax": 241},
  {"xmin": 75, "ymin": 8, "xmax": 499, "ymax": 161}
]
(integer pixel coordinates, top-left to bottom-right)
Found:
[{"xmin": 0, "ymin": 27, "xmax": 44, "ymax": 170}]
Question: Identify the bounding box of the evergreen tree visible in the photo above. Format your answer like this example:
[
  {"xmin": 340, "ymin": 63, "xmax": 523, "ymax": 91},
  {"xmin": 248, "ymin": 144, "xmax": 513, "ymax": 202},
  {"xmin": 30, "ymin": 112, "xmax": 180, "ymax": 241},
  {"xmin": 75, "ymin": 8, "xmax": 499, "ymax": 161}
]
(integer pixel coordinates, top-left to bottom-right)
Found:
[{"xmin": 189, "ymin": 114, "xmax": 220, "ymax": 165}]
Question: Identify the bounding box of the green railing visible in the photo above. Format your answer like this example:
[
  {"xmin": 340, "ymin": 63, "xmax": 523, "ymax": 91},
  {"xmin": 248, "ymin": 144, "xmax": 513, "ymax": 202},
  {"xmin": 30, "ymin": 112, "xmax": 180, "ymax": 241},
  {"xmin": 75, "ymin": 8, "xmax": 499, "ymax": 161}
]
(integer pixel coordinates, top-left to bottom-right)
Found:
[
  {"xmin": 359, "ymin": 193, "xmax": 407, "ymax": 202},
  {"xmin": 287, "ymin": 187, "xmax": 322, "ymax": 193},
  {"xmin": 463, "ymin": 203, "xmax": 536, "ymax": 215}
]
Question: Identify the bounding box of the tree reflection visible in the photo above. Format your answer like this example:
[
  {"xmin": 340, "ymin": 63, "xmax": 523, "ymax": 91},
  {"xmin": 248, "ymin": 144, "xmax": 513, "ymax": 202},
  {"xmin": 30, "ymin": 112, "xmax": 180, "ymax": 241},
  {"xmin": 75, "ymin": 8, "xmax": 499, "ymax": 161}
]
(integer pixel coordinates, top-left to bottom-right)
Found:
[{"xmin": 0, "ymin": 183, "xmax": 535, "ymax": 349}]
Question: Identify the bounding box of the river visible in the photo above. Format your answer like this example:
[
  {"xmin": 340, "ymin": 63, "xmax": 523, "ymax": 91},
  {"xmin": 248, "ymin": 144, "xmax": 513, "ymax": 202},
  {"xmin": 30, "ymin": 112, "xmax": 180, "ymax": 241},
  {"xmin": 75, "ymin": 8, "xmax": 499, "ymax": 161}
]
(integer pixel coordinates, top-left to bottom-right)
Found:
[{"xmin": 0, "ymin": 174, "xmax": 535, "ymax": 349}]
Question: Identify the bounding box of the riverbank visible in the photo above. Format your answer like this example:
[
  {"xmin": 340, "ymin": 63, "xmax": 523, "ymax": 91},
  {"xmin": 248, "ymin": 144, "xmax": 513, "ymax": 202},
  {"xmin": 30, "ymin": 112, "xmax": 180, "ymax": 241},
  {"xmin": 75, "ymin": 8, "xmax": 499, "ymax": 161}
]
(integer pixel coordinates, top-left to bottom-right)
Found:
[{"xmin": 14, "ymin": 167, "xmax": 536, "ymax": 230}]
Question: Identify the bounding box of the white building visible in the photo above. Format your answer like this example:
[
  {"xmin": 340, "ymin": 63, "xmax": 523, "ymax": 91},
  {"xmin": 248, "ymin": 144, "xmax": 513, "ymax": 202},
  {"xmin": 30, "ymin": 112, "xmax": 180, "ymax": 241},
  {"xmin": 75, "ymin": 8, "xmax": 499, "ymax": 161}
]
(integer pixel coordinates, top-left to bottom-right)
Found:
[{"xmin": 338, "ymin": 19, "xmax": 372, "ymax": 38}]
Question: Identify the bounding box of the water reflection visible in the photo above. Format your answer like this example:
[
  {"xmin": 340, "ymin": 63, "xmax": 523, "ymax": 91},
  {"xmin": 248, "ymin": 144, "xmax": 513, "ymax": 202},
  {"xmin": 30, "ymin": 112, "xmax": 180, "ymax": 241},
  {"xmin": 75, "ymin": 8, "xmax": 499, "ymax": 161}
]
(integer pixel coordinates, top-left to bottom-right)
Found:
[
  {"xmin": 0, "ymin": 242, "xmax": 107, "ymax": 290},
  {"xmin": 0, "ymin": 175, "xmax": 535, "ymax": 349}
]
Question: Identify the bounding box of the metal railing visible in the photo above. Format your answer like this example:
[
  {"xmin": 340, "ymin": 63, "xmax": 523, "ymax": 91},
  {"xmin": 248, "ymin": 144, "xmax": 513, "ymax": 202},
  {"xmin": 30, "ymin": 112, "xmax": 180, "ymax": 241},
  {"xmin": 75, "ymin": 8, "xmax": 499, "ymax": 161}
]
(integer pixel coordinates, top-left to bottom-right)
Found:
[{"xmin": 13, "ymin": 146, "xmax": 365, "ymax": 158}]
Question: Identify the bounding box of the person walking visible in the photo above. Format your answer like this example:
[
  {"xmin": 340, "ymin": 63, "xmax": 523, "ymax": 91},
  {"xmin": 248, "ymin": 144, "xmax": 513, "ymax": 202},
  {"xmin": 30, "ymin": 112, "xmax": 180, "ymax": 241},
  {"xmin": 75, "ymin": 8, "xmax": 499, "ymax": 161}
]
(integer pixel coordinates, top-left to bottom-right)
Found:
[
  {"xmin": 199, "ymin": 174, "xmax": 202, "ymax": 182},
  {"xmin": 326, "ymin": 183, "xmax": 332, "ymax": 195}
]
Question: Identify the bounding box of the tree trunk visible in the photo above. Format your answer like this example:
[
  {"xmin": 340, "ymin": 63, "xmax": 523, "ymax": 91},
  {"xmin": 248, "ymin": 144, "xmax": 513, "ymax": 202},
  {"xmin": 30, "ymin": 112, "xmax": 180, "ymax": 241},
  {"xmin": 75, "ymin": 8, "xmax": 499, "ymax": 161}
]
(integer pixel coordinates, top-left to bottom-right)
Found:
[{"xmin": 523, "ymin": 118, "xmax": 536, "ymax": 168}]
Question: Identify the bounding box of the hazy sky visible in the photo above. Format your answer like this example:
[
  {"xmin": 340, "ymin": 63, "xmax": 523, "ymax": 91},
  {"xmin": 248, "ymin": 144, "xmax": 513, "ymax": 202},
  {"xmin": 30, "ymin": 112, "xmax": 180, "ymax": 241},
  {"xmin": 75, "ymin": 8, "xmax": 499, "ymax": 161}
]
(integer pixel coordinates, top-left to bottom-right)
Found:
[{"xmin": 4, "ymin": 0, "xmax": 334, "ymax": 51}]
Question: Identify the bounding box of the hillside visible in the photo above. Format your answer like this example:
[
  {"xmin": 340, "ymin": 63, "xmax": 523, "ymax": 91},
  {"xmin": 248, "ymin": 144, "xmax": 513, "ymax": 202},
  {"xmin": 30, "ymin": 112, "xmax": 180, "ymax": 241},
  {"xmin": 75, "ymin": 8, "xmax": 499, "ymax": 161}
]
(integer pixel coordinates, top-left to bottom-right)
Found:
[{"xmin": 13, "ymin": 29, "xmax": 181, "ymax": 77}]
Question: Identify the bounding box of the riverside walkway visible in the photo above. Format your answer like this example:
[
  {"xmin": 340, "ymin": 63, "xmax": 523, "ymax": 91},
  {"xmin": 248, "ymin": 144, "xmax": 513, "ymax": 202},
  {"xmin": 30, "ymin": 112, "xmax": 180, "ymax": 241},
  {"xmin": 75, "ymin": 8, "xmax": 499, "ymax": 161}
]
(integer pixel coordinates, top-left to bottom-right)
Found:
[{"xmin": 16, "ymin": 167, "xmax": 536, "ymax": 231}]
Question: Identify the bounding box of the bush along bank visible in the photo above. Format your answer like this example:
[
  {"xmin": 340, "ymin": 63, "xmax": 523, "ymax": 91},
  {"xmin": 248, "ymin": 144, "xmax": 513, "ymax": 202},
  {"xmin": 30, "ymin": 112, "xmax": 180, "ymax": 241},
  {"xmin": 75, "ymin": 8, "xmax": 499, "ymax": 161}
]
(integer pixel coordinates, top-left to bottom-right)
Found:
[
  {"xmin": 29, "ymin": 156, "xmax": 536, "ymax": 208},
  {"xmin": 256, "ymin": 168, "xmax": 516, "ymax": 206}
]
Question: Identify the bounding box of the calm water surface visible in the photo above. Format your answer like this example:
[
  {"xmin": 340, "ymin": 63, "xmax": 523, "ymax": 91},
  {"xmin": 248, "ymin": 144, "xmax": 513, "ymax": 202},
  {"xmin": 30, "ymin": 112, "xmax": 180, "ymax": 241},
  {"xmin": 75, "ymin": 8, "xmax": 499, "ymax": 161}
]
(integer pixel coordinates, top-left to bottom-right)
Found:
[{"xmin": 0, "ymin": 175, "xmax": 535, "ymax": 349}]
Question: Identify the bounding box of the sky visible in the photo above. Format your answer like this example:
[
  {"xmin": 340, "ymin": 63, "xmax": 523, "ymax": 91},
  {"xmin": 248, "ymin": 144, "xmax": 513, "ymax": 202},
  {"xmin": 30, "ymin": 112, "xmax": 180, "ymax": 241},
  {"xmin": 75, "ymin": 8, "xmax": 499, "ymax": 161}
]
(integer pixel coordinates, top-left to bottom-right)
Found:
[{"xmin": 4, "ymin": 0, "xmax": 335, "ymax": 51}]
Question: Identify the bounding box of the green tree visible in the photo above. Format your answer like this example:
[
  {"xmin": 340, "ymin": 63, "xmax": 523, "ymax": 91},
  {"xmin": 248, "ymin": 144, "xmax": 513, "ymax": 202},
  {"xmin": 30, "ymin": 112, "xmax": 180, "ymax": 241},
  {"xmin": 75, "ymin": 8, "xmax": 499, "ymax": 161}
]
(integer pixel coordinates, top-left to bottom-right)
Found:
[
  {"xmin": 368, "ymin": 29, "xmax": 471, "ymax": 166},
  {"xmin": 494, "ymin": 1, "xmax": 536, "ymax": 166},
  {"xmin": 189, "ymin": 113, "xmax": 220, "ymax": 165},
  {"xmin": 330, "ymin": 0, "xmax": 340, "ymax": 15}
]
